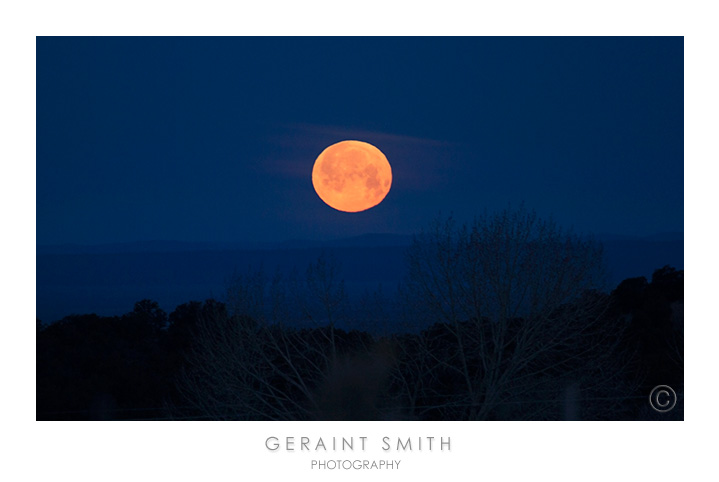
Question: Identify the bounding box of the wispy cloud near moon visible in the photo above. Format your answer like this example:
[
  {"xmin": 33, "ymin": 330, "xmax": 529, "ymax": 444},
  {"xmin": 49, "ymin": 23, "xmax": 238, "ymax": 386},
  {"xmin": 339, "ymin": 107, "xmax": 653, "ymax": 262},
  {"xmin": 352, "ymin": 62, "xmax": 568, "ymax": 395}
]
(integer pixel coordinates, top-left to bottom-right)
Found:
[{"xmin": 260, "ymin": 123, "xmax": 459, "ymax": 191}]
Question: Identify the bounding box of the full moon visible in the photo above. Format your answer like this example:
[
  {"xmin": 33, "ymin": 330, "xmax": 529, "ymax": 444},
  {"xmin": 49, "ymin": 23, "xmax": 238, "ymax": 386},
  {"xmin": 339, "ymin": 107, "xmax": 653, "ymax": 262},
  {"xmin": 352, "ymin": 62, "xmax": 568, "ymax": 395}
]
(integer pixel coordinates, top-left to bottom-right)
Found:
[{"xmin": 312, "ymin": 140, "xmax": 392, "ymax": 213}]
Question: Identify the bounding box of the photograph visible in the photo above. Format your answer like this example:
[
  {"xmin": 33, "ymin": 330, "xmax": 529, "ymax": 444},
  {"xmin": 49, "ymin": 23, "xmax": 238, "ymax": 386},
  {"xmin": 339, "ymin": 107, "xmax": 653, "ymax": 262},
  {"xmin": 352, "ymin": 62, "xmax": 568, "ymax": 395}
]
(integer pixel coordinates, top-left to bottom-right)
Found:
[{"xmin": 36, "ymin": 36, "xmax": 683, "ymax": 423}]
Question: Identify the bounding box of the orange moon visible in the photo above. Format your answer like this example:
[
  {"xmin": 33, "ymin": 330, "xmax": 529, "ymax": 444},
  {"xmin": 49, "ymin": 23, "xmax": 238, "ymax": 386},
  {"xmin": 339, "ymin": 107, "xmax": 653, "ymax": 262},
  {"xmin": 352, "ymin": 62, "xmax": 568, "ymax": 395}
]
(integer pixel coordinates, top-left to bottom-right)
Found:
[{"xmin": 312, "ymin": 140, "xmax": 392, "ymax": 213}]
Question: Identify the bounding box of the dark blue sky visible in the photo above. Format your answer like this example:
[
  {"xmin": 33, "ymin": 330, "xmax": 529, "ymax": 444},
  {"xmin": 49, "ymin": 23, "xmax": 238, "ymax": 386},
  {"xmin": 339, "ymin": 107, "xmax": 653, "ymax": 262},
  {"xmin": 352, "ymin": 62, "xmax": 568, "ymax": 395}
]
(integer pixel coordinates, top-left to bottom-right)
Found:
[{"xmin": 37, "ymin": 37, "xmax": 683, "ymax": 245}]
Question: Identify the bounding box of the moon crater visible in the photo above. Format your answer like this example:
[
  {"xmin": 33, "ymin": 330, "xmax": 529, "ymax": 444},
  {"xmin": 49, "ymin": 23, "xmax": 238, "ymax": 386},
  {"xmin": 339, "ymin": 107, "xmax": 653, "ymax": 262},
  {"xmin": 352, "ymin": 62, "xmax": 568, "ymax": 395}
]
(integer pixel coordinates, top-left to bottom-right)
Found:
[{"xmin": 312, "ymin": 140, "xmax": 392, "ymax": 213}]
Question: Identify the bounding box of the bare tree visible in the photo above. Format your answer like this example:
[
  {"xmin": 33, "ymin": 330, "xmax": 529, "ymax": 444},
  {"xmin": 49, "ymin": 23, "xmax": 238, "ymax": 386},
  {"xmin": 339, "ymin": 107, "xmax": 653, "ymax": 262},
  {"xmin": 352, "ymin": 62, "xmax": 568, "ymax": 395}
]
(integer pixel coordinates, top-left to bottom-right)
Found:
[
  {"xmin": 173, "ymin": 253, "xmax": 380, "ymax": 420},
  {"xmin": 398, "ymin": 207, "xmax": 631, "ymax": 419},
  {"xmin": 291, "ymin": 252, "xmax": 350, "ymax": 362}
]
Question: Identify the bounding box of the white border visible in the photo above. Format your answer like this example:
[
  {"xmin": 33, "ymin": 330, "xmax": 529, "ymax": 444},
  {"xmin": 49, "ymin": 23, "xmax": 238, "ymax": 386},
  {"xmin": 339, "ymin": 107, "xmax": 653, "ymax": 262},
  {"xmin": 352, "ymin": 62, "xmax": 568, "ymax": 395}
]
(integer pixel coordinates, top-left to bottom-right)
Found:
[{"xmin": 3, "ymin": 1, "xmax": 716, "ymax": 481}]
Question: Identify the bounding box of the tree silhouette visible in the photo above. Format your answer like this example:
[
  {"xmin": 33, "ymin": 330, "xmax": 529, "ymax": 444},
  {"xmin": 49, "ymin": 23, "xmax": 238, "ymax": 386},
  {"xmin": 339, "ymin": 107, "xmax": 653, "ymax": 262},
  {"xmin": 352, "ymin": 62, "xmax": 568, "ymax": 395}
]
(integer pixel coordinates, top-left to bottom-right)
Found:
[
  {"xmin": 173, "ymin": 254, "xmax": 377, "ymax": 420},
  {"xmin": 612, "ymin": 265, "xmax": 683, "ymax": 417},
  {"xmin": 397, "ymin": 207, "xmax": 633, "ymax": 419},
  {"xmin": 36, "ymin": 304, "xmax": 173, "ymax": 420},
  {"xmin": 36, "ymin": 219, "xmax": 681, "ymax": 420}
]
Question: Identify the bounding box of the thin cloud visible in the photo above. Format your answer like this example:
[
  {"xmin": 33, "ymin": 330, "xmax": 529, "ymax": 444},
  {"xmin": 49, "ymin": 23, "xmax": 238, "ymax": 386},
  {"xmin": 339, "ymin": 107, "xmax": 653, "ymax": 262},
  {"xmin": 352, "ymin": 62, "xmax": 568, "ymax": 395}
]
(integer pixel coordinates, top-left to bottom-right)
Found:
[
  {"xmin": 282, "ymin": 123, "xmax": 454, "ymax": 148},
  {"xmin": 260, "ymin": 123, "xmax": 461, "ymax": 190}
]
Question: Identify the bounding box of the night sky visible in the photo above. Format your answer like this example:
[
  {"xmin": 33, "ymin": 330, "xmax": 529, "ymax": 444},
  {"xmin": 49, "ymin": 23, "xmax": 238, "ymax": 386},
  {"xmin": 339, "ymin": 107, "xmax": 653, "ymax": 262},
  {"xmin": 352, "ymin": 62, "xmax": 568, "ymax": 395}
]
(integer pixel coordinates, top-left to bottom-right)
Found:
[{"xmin": 36, "ymin": 37, "xmax": 683, "ymax": 246}]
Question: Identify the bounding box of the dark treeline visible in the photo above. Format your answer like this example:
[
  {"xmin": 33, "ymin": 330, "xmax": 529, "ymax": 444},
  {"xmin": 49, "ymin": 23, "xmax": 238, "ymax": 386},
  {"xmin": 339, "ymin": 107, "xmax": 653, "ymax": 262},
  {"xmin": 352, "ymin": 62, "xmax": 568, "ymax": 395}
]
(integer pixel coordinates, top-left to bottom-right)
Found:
[
  {"xmin": 36, "ymin": 209, "xmax": 684, "ymax": 420},
  {"xmin": 35, "ymin": 266, "xmax": 684, "ymax": 421}
]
